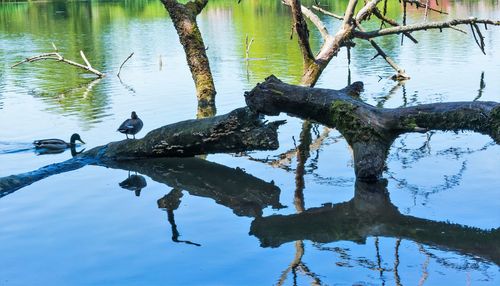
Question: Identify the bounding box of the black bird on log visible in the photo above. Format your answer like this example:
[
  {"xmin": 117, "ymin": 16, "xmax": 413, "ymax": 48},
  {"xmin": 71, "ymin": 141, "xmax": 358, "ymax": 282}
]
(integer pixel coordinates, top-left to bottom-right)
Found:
[{"xmin": 117, "ymin": 111, "xmax": 143, "ymax": 139}]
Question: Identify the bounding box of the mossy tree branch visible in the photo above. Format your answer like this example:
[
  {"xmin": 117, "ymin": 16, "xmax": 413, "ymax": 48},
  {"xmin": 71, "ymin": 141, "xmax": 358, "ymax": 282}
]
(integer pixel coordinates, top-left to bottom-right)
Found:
[{"xmin": 245, "ymin": 75, "xmax": 500, "ymax": 181}]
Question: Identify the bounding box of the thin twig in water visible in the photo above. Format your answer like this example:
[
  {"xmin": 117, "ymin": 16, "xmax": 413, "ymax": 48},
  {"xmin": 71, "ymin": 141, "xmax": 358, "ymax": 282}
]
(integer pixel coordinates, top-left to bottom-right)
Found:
[
  {"xmin": 245, "ymin": 35, "xmax": 254, "ymax": 60},
  {"xmin": 117, "ymin": 52, "xmax": 135, "ymax": 78}
]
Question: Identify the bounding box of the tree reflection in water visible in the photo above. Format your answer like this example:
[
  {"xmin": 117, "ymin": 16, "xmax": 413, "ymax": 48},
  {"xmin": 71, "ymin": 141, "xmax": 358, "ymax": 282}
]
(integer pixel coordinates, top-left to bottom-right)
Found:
[
  {"xmin": 158, "ymin": 189, "xmax": 201, "ymax": 247},
  {"xmin": 251, "ymin": 179, "xmax": 499, "ymax": 280},
  {"xmin": 0, "ymin": 138, "xmax": 497, "ymax": 283}
]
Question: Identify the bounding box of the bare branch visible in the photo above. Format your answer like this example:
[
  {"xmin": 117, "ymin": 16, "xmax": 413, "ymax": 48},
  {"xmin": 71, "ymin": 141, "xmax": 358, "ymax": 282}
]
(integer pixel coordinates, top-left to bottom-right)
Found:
[
  {"xmin": 449, "ymin": 26, "xmax": 467, "ymax": 34},
  {"xmin": 300, "ymin": 5, "xmax": 329, "ymax": 40},
  {"xmin": 355, "ymin": 21, "xmax": 410, "ymax": 80},
  {"xmin": 372, "ymin": 7, "xmax": 418, "ymax": 43},
  {"xmin": 356, "ymin": 0, "xmax": 382, "ymax": 23},
  {"xmin": 470, "ymin": 23, "xmax": 486, "ymax": 54},
  {"xmin": 311, "ymin": 5, "xmax": 343, "ymax": 20},
  {"xmin": 11, "ymin": 50, "xmax": 105, "ymax": 77},
  {"xmin": 343, "ymin": 0, "xmax": 359, "ymax": 27},
  {"xmin": 403, "ymin": 0, "xmax": 447, "ymax": 15},
  {"xmin": 300, "ymin": 0, "xmax": 358, "ymax": 86},
  {"xmin": 117, "ymin": 52, "xmax": 135, "ymax": 78},
  {"xmin": 80, "ymin": 50, "xmax": 92, "ymax": 68},
  {"xmin": 353, "ymin": 18, "xmax": 500, "ymax": 39}
]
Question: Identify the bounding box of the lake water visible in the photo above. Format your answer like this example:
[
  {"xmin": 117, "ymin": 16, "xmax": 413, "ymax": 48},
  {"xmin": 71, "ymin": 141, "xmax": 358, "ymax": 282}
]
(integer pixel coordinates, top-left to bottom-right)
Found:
[{"xmin": 0, "ymin": 0, "xmax": 499, "ymax": 285}]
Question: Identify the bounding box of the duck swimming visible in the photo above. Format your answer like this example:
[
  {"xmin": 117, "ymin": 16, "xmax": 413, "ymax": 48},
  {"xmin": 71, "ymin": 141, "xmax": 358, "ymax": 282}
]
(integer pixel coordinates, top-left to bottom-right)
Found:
[
  {"xmin": 33, "ymin": 133, "xmax": 85, "ymax": 151},
  {"xmin": 118, "ymin": 111, "xmax": 143, "ymax": 139}
]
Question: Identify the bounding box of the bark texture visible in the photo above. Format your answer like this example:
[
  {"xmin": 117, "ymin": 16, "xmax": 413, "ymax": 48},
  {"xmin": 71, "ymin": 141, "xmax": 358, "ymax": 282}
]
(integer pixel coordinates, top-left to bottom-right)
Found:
[
  {"xmin": 286, "ymin": 0, "xmax": 315, "ymax": 67},
  {"xmin": 86, "ymin": 107, "xmax": 283, "ymax": 160},
  {"xmin": 161, "ymin": 0, "xmax": 216, "ymax": 109},
  {"xmin": 245, "ymin": 75, "xmax": 500, "ymax": 181}
]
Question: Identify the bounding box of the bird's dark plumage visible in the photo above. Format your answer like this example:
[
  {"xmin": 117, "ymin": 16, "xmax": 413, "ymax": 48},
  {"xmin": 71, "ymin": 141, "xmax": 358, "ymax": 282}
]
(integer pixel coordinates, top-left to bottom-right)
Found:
[{"xmin": 118, "ymin": 111, "xmax": 143, "ymax": 139}]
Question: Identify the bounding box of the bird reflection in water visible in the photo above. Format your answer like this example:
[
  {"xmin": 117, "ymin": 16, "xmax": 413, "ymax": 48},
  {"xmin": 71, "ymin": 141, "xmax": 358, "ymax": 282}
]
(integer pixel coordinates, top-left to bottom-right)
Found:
[
  {"xmin": 119, "ymin": 171, "xmax": 147, "ymax": 196},
  {"xmin": 158, "ymin": 189, "xmax": 201, "ymax": 247},
  {"xmin": 34, "ymin": 145, "xmax": 85, "ymax": 156}
]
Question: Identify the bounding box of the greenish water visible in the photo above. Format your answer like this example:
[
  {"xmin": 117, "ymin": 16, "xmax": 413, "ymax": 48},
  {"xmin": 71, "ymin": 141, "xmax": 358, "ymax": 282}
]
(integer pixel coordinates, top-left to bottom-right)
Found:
[{"xmin": 0, "ymin": 0, "xmax": 499, "ymax": 285}]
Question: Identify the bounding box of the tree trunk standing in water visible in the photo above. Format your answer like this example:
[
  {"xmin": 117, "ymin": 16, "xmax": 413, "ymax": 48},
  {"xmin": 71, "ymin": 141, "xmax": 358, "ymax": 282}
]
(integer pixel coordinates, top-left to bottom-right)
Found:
[{"xmin": 160, "ymin": 0, "xmax": 216, "ymax": 117}]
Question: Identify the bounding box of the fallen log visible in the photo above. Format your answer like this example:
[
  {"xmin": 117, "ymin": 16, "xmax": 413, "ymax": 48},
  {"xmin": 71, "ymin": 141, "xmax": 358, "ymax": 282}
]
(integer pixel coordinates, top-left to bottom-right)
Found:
[
  {"xmin": 85, "ymin": 107, "xmax": 283, "ymax": 160},
  {"xmin": 0, "ymin": 107, "xmax": 284, "ymax": 194},
  {"xmin": 245, "ymin": 75, "xmax": 500, "ymax": 181}
]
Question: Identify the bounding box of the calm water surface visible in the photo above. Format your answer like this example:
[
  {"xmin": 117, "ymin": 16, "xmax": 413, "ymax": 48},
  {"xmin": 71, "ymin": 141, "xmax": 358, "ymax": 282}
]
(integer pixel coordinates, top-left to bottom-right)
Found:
[{"xmin": 0, "ymin": 0, "xmax": 499, "ymax": 285}]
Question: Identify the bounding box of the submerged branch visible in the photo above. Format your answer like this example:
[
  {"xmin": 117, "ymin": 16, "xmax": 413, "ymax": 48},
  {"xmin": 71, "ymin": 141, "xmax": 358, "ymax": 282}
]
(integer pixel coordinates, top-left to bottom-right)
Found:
[{"xmin": 117, "ymin": 52, "xmax": 135, "ymax": 78}]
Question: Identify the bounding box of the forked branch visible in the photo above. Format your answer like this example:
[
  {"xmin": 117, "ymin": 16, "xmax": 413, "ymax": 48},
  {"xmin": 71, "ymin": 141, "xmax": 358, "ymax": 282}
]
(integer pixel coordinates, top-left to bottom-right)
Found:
[{"xmin": 11, "ymin": 46, "xmax": 105, "ymax": 78}]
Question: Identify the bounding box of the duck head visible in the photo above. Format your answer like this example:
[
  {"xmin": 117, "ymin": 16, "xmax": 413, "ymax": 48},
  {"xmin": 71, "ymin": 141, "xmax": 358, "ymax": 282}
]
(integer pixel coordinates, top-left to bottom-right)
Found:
[
  {"xmin": 70, "ymin": 133, "xmax": 85, "ymax": 145},
  {"xmin": 131, "ymin": 111, "xmax": 139, "ymax": 119}
]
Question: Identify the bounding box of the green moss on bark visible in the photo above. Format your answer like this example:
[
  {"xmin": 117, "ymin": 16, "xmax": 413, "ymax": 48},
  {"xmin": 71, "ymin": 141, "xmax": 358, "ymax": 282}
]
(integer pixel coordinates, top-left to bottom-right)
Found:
[{"xmin": 330, "ymin": 100, "xmax": 381, "ymax": 143}]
